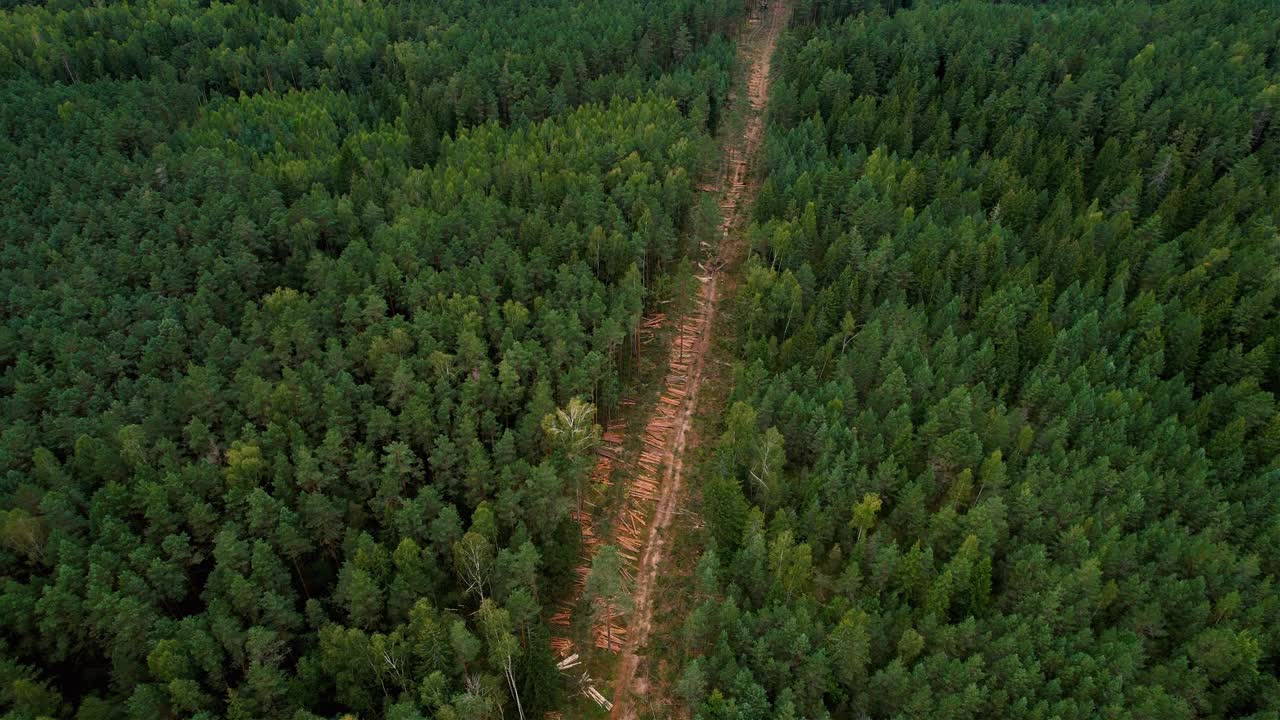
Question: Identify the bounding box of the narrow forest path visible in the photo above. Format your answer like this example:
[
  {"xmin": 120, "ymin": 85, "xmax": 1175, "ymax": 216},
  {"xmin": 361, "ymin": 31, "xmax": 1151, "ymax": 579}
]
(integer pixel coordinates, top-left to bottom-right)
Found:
[{"xmin": 607, "ymin": 3, "xmax": 792, "ymax": 718}]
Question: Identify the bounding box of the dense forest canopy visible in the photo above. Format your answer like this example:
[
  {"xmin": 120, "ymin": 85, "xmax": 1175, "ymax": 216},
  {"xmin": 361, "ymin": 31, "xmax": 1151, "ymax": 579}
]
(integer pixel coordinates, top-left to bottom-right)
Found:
[
  {"xmin": 0, "ymin": 0, "xmax": 745, "ymax": 718},
  {"xmin": 4, "ymin": 0, "xmax": 1280, "ymax": 718},
  {"xmin": 683, "ymin": 0, "xmax": 1279, "ymax": 718}
]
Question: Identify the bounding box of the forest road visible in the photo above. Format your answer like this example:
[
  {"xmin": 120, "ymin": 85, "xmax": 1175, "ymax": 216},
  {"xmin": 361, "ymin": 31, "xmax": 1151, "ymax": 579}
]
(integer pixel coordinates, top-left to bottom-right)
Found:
[{"xmin": 609, "ymin": 2, "xmax": 791, "ymax": 718}]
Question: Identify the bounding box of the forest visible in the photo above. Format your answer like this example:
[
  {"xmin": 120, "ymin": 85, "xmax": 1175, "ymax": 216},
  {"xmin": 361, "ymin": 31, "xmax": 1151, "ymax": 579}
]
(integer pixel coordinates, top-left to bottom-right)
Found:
[
  {"xmin": 681, "ymin": 0, "xmax": 1280, "ymax": 718},
  {"xmin": 2, "ymin": 0, "xmax": 1279, "ymax": 718},
  {"xmin": 0, "ymin": 0, "xmax": 743, "ymax": 717}
]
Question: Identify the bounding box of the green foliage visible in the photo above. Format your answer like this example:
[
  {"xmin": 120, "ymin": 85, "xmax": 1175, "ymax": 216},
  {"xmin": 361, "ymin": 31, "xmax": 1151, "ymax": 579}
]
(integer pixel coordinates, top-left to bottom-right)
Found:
[
  {"xmin": 0, "ymin": 0, "xmax": 747, "ymax": 717},
  {"xmin": 685, "ymin": 0, "xmax": 1280, "ymax": 718}
]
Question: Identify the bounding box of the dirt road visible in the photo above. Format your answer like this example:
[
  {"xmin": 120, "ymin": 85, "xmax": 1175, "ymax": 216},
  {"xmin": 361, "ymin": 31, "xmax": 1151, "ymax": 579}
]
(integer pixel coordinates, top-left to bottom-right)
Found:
[{"xmin": 608, "ymin": 3, "xmax": 792, "ymax": 718}]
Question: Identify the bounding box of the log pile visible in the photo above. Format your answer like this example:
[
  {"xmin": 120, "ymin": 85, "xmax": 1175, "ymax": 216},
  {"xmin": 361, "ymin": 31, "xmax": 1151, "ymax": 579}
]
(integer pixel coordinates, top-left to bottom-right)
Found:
[
  {"xmin": 592, "ymin": 614, "xmax": 627, "ymax": 652},
  {"xmin": 549, "ymin": 416, "xmax": 627, "ymax": 657},
  {"xmin": 638, "ymin": 313, "xmax": 665, "ymax": 345},
  {"xmin": 584, "ymin": 685, "xmax": 613, "ymax": 711},
  {"xmin": 617, "ymin": 510, "xmax": 645, "ymax": 558}
]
